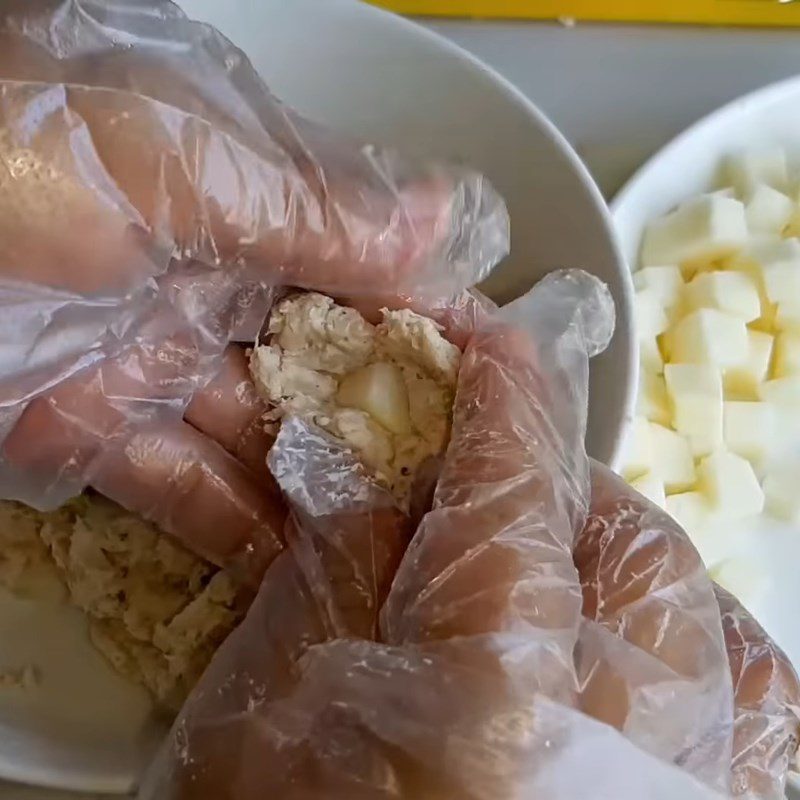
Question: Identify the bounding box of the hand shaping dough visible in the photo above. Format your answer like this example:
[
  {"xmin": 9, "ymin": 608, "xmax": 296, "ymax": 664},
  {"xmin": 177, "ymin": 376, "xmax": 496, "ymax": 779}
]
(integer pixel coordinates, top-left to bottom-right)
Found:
[{"xmin": 249, "ymin": 292, "xmax": 461, "ymax": 504}]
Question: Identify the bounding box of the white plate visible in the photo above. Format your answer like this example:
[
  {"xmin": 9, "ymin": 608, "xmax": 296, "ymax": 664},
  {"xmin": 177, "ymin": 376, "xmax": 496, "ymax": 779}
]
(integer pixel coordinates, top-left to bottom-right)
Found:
[
  {"xmin": 612, "ymin": 77, "xmax": 800, "ymax": 793},
  {"xmin": 0, "ymin": 0, "xmax": 632, "ymax": 794}
]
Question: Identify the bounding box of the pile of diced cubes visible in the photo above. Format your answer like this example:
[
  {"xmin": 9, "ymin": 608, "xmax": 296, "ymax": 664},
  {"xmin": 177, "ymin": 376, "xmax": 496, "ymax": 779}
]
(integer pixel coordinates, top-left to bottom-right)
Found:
[{"xmin": 624, "ymin": 149, "xmax": 800, "ymax": 539}]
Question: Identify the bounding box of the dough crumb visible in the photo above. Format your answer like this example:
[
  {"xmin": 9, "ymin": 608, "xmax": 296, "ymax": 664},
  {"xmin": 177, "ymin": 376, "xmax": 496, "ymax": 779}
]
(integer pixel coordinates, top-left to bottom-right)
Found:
[
  {"xmin": 250, "ymin": 293, "xmax": 461, "ymax": 504},
  {"xmin": 0, "ymin": 664, "xmax": 40, "ymax": 690},
  {"xmin": 0, "ymin": 501, "xmax": 65, "ymax": 603},
  {"xmin": 0, "ymin": 495, "xmax": 244, "ymax": 710}
]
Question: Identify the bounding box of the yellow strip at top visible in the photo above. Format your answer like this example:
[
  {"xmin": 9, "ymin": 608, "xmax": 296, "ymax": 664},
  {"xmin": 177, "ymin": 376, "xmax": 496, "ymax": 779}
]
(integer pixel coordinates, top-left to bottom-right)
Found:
[{"xmin": 369, "ymin": 0, "xmax": 800, "ymax": 27}]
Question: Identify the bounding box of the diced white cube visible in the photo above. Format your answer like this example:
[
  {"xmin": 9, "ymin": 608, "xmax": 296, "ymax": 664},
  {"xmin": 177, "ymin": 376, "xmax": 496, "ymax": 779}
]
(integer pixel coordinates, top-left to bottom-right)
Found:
[
  {"xmin": 739, "ymin": 238, "xmax": 800, "ymax": 309},
  {"xmin": 764, "ymin": 462, "xmax": 800, "ymax": 522},
  {"xmin": 337, "ymin": 362, "xmax": 412, "ymax": 435},
  {"xmin": 745, "ymin": 184, "xmax": 794, "ymax": 234},
  {"xmin": 723, "ymin": 330, "xmax": 774, "ymax": 399},
  {"xmin": 633, "ymin": 266, "xmax": 684, "ymax": 311},
  {"xmin": 634, "ymin": 288, "xmax": 669, "ymax": 339},
  {"xmin": 726, "ymin": 247, "xmax": 779, "ymax": 332},
  {"xmin": 641, "ymin": 195, "xmax": 748, "ymax": 272},
  {"xmin": 685, "ymin": 270, "xmax": 760, "ymax": 322},
  {"xmin": 620, "ymin": 417, "xmax": 653, "ymax": 481},
  {"xmin": 723, "ymin": 401, "xmax": 776, "ymax": 469},
  {"xmin": 741, "ymin": 236, "xmax": 800, "ymax": 267},
  {"xmin": 763, "ymin": 265, "xmax": 800, "ymax": 308},
  {"xmin": 723, "ymin": 148, "xmax": 789, "ymax": 197},
  {"xmin": 667, "ymin": 308, "xmax": 749, "ymax": 369},
  {"xmin": 665, "ymin": 492, "xmax": 713, "ymax": 538},
  {"xmin": 774, "ymin": 332, "xmax": 800, "ymax": 377},
  {"xmin": 709, "ymin": 558, "xmax": 766, "ymax": 606},
  {"xmin": 649, "ymin": 423, "xmax": 696, "ymax": 493},
  {"xmin": 776, "ymin": 298, "xmax": 800, "ymax": 334},
  {"xmin": 664, "ymin": 363, "xmax": 724, "ymax": 457},
  {"xmin": 759, "ymin": 376, "xmax": 800, "ymax": 405},
  {"xmin": 629, "ymin": 472, "xmax": 667, "ymax": 509},
  {"xmin": 637, "ymin": 370, "xmax": 671, "ymax": 426},
  {"xmin": 698, "ymin": 450, "xmax": 765, "ymax": 520},
  {"xmin": 640, "ymin": 336, "xmax": 664, "ymax": 374},
  {"xmin": 767, "ymin": 406, "xmax": 800, "ymax": 465}
]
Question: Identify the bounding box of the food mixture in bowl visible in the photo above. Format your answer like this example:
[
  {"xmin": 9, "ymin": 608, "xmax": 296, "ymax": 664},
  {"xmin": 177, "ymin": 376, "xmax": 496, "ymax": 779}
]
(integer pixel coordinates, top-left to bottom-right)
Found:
[
  {"xmin": 249, "ymin": 292, "xmax": 462, "ymax": 507},
  {"xmin": 0, "ymin": 293, "xmax": 462, "ymax": 708},
  {"xmin": 0, "ymin": 494, "xmax": 244, "ymax": 711}
]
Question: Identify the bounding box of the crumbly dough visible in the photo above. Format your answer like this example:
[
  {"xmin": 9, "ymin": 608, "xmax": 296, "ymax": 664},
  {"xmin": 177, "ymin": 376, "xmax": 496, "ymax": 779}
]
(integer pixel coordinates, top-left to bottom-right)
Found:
[
  {"xmin": 0, "ymin": 501, "xmax": 65, "ymax": 603},
  {"xmin": 0, "ymin": 495, "xmax": 243, "ymax": 710},
  {"xmin": 0, "ymin": 664, "xmax": 39, "ymax": 690},
  {"xmin": 249, "ymin": 292, "xmax": 461, "ymax": 503}
]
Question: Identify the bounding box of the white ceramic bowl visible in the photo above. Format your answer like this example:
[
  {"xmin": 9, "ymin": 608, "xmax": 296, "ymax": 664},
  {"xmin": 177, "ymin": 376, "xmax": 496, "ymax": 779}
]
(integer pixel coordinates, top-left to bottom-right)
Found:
[
  {"xmin": 0, "ymin": 1, "xmax": 632, "ymax": 795},
  {"xmin": 182, "ymin": 0, "xmax": 634, "ymax": 469},
  {"xmin": 613, "ymin": 78, "xmax": 800, "ymax": 799},
  {"xmin": 613, "ymin": 75, "xmax": 800, "ymax": 274}
]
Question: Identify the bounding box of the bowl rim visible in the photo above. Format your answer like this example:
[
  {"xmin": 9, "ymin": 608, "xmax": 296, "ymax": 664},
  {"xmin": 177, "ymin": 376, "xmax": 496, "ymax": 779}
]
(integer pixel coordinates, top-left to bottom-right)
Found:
[
  {"xmin": 611, "ymin": 73, "xmax": 800, "ymax": 217},
  {"xmin": 609, "ymin": 81, "xmax": 800, "ymax": 799},
  {"xmin": 609, "ymin": 73, "xmax": 800, "ymax": 470}
]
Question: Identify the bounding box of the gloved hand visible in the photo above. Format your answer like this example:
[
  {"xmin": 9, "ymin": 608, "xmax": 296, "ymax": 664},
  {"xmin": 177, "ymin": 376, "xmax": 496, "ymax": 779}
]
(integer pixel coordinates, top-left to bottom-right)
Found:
[
  {"xmin": 0, "ymin": 0, "xmax": 508, "ymax": 581},
  {"xmin": 138, "ymin": 271, "xmax": 800, "ymax": 800}
]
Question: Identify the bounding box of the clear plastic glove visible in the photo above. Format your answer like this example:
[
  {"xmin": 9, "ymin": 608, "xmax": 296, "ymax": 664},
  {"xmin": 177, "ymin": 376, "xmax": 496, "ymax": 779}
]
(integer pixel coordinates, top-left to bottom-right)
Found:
[
  {"xmin": 138, "ymin": 270, "xmax": 800, "ymax": 800},
  {"xmin": 0, "ymin": 0, "xmax": 508, "ymax": 579}
]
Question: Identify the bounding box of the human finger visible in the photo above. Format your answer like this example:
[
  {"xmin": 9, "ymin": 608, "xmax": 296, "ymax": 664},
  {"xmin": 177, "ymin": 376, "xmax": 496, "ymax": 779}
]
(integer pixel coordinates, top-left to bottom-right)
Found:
[
  {"xmin": 716, "ymin": 586, "xmax": 800, "ymax": 799},
  {"xmin": 383, "ymin": 272, "xmax": 613, "ymax": 684},
  {"xmin": 184, "ymin": 345, "xmax": 275, "ymax": 477},
  {"xmin": 574, "ymin": 466, "xmax": 734, "ymax": 790},
  {"xmin": 0, "ymin": 43, "xmax": 507, "ymax": 298},
  {"xmin": 91, "ymin": 419, "xmax": 285, "ymax": 586},
  {"xmin": 3, "ymin": 345, "xmax": 285, "ymax": 582}
]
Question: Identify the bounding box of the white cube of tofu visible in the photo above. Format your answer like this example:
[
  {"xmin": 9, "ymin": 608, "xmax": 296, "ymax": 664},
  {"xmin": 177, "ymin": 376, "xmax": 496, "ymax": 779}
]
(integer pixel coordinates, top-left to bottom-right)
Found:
[
  {"xmin": 640, "ymin": 336, "xmax": 664, "ymax": 374},
  {"xmin": 698, "ymin": 450, "xmax": 765, "ymax": 520},
  {"xmin": 740, "ymin": 237, "xmax": 800, "ymax": 307},
  {"xmin": 637, "ymin": 370, "xmax": 671, "ymax": 426},
  {"xmin": 726, "ymin": 247, "xmax": 779, "ymax": 332},
  {"xmin": 667, "ymin": 308, "xmax": 749, "ymax": 369},
  {"xmin": 641, "ymin": 195, "xmax": 748, "ymax": 272},
  {"xmin": 723, "ymin": 401, "xmax": 776, "ymax": 468},
  {"xmin": 620, "ymin": 417, "xmax": 653, "ymax": 481},
  {"xmin": 741, "ymin": 236, "xmax": 800, "ymax": 267},
  {"xmin": 629, "ymin": 472, "xmax": 667, "ymax": 508},
  {"xmin": 762, "ymin": 263, "xmax": 800, "ymax": 308},
  {"xmin": 709, "ymin": 558, "xmax": 766, "ymax": 606},
  {"xmin": 634, "ymin": 288, "xmax": 669, "ymax": 339},
  {"xmin": 776, "ymin": 298, "xmax": 800, "ymax": 334},
  {"xmin": 723, "ymin": 330, "xmax": 774, "ymax": 399},
  {"xmin": 633, "ymin": 266, "xmax": 684, "ymax": 311},
  {"xmin": 764, "ymin": 462, "xmax": 800, "ymax": 522},
  {"xmin": 745, "ymin": 184, "xmax": 794, "ymax": 234},
  {"xmin": 665, "ymin": 492, "xmax": 713, "ymax": 538},
  {"xmin": 685, "ymin": 270, "xmax": 760, "ymax": 322},
  {"xmin": 337, "ymin": 362, "xmax": 411, "ymax": 435},
  {"xmin": 759, "ymin": 376, "xmax": 800, "ymax": 405},
  {"xmin": 774, "ymin": 332, "xmax": 800, "ymax": 377},
  {"xmin": 649, "ymin": 423, "xmax": 696, "ymax": 493},
  {"xmin": 664, "ymin": 363, "xmax": 724, "ymax": 457},
  {"xmin": 723, "ymin": 148, "xmax": 789, "ymax": 197}
]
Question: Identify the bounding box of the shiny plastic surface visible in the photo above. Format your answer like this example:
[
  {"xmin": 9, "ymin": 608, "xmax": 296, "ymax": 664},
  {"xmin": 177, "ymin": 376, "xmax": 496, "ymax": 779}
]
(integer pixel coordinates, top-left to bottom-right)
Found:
[
  {"xmin": 140, "ymin": 271, "xmax": 799, "ymax": 799},
  {"xmin": 0, "ymin": 0, "xmax": 508, "ymax": 580}
]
